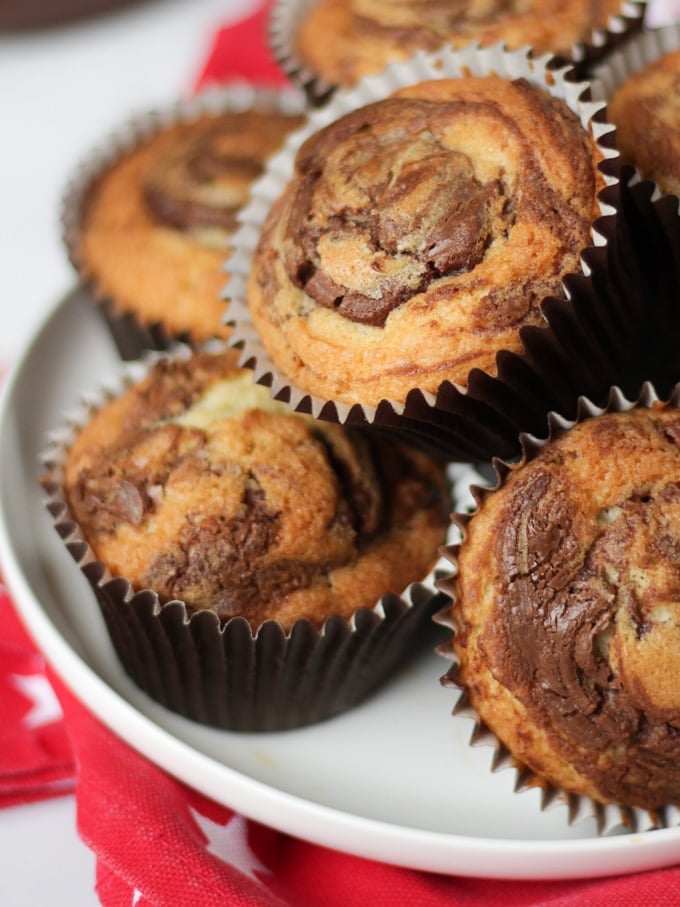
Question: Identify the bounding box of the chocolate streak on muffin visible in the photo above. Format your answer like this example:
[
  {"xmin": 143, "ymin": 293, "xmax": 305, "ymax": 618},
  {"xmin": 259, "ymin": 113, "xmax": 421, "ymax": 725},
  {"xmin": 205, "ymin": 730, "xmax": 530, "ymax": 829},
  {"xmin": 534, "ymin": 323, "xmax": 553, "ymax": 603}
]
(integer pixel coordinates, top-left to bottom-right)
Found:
[
  {"xmin": 67, "ymin": 356, "xmax": 226, "ymax": 530},
  {"xmin": 142, "ymin": 429, "xmax": 447, "ymax": 624},
  {"xmin": 470, "ymin": 411, "xmax": 680, "ymax": 808},
  {"xmin": 143, "ymin": 112, "xmax": 302, "ymax": 243},
  {"xmin": 277, "ymin": 88, "xmax": 594, "ymax": 328},
  {"xmin": 353, "ymin": 0, "xmax": 524, "ymax": 47},
  {"xmin": 144, "ymin": 479, "xmax": 310, "ymax": 622},
  {"xmin": 139, "ymin": 431, "xmax": 388, "ymax": 624}
]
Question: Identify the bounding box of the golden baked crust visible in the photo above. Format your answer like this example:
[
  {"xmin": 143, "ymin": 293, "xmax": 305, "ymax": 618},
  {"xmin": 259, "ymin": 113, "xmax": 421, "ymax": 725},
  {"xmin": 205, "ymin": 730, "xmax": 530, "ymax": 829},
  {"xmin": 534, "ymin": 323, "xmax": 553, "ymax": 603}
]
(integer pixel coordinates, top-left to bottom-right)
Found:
[
  {"xmin": 453, "ymin": 406, "xmax": 680, "ymax": 809},
  {"xmin": 296, "ymin": 0, "xmax": 625, "ymax": 87},
  {"xmin": 63, "ymin": 350, "xmax": 449, "ymax": 629},
  {"xmin": 78, "ymin": 109, "xmax": 302, "ymax": 342},
  {"xmin": 247, "ymin": 77, "xmax": 603, "ymax": 406},
  {"xmin": 607, "ymin": 49, "xmax": 680, "ymax": 197}
]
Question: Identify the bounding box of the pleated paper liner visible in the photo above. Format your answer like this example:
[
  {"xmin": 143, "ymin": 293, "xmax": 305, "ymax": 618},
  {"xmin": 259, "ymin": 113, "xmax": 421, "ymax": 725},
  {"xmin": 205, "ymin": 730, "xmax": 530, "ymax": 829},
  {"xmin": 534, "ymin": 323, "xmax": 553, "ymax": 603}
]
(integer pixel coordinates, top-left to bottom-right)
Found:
[
  {"xmin": 592, "ymin": 19, "xmax": 680, "ymax": 98},
  {"xmin": 435, "ymin": 382, "xmax": 680, "ymax": 835},
  {"xmin": 39, "ymin": 343, "xmax": 449, "ymax": 732},
  {"xmin": 61, "ymin": 83, "xmax": 308, "ymax": 362},
  {"xmin": 613, "ymin": 167, "xmax": 680, "ymax": 398},
  {"xmin": 591, "ymin": 24, "xmax": 680, "ymax": 395},
  {"xmin": 269, "ymin": 0, "xmax": 335, "ymax": 105},
  {"xmin": 268, "ymin": 0, "xmax": 648, "ymax": 105},
  {"xmin": 567, "ymin": 0, "xmax": 648, "ymax": 74},
  {"xmin": 224, "ymin": 42, "xmax": 658, "ymax": 463}
]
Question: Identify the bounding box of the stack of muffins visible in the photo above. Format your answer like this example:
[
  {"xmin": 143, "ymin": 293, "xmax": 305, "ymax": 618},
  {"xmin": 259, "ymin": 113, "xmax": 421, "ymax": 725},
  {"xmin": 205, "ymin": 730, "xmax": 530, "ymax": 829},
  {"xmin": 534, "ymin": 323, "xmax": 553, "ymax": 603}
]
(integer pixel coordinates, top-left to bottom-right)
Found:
[{"xmin": 43, "ymin": 0, "xmax": 680, "ymax": 826}]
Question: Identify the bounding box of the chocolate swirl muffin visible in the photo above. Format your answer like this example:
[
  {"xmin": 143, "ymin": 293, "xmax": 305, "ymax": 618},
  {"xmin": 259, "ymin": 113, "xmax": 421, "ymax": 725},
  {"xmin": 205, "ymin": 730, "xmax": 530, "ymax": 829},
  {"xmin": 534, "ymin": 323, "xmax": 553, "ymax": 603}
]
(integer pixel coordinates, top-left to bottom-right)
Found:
[
  {"xmin": 447, "ymin": 403, "xmax": 680, "ymax": 810},
  {"xmin": 607, "ymin": 48, "xmax": 680, "ymax": 198},
  {"xmin": 246, "ymin": 76, "xmax": 605, "ymax": 407},
  {"xmin": 60, "ymin": 349, "xmax": 449, "ymax": 629},
  {"xmin": 66, "ymin": 102, "xmax": 303, "ymax": 353},
  {"xmin": 293, "ymin": 0, "xmax": 627, "ymax": 88}
]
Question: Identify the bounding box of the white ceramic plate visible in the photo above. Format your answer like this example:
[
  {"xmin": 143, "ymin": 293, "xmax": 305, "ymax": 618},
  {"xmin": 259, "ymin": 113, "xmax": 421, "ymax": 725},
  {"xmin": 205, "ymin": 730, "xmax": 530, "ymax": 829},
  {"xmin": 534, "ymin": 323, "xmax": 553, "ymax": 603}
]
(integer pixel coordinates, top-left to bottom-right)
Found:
[{"xmin": 2, "ymin": 288, "xmax": 680, "ymax": 881}]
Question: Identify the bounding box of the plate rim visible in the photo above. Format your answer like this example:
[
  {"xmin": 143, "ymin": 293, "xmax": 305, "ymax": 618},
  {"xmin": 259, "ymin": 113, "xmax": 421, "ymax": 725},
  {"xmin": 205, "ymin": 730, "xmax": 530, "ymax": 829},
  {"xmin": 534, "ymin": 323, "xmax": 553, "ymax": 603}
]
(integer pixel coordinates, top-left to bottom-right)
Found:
[{"xmin": 2, "ymin": 288, "xmax": 680, "ymax": 881}]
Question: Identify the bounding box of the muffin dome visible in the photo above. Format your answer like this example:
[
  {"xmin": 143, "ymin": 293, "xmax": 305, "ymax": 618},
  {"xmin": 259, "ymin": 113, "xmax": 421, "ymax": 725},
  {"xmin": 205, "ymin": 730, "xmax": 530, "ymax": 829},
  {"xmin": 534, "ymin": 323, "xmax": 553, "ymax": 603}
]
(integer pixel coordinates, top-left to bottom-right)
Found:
[
  {"xmin": 68, "ymin": 104, "xmax": 303, "ymax": 349},
  {"xmin": 449, "ymin": 404, "xmax": 680, "ymax": 810},
  {"xmin": 246, "ymin": 75, "xmax": 605, "ymax": 407},
  {"xmin": 62, "ymin": 349, "xmax": 450, "ymax": 629},
  {"xmin": 293, "ymin": 0, "xmax": 627, "ymax": 88}
]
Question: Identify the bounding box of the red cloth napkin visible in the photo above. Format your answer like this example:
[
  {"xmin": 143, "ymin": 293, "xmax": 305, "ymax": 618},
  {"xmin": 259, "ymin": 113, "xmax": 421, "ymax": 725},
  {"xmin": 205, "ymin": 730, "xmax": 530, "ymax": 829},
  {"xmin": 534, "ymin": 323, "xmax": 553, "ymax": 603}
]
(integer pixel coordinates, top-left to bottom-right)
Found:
[
  {"xmin": 193, "ymin": 0, "xmax": 288, "ymax": 91},
  {"xmin": 0, "ymin": 590, "xmax": 75, "ymax": 807},
  {"xmin": 4, "ymin": 589, "xmax": 680, "ymax": 905},
  {"xmin": 4, "ymin": 1, "xmax": 680, "ymax": 904}
]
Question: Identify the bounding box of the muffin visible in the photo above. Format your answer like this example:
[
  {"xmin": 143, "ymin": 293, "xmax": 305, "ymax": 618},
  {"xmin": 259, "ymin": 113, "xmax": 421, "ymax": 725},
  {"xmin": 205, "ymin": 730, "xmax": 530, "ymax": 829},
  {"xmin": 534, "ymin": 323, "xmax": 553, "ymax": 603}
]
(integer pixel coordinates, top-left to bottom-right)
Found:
[
  {"xmin": 440, "ymin": 390, "xmax": 680, "ymax": 813},
  {"xmin": 607, "ymin": 46, "xmax": 680, "ymax": 196},
  {"xmin": 63, "ymin": 89, "xmax": 305, "ymax": 359},
  {"xmin": 240, "ymin": 74, "xmax": 608, "ymax": 409},
  {"xmin": 41, "ymin": 346, "xmax": 450, "ymax": 730},
  {"xmin": 271, "ymin": 0, "xmax": 646, "ymax": 98}
]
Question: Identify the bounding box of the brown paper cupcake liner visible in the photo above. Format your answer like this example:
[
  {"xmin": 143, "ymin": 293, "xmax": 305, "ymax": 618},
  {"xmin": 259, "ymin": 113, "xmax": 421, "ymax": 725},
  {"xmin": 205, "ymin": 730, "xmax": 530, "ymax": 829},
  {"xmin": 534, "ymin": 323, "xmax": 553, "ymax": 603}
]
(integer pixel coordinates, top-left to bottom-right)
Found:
[
  {"xmin": 566, "ymin": 0, "xmax": 648, "ymax": 74},
  {"xmin": 615, "ymin": 169, "xmax": 680, "ymax": 398},
  {"xmin": 590, "ymin": 25, "xmax": 680, "ymax": 396},
  {"xmin": 61, "ymin": 84, "xmax": 309, "ymax": 362},
  {"xmin": 414, "ymin": 229, "xmax": 652, "ymax": 452},
  {"xmin": 225, "ymin": 43, "xmax": 658, "ymax": 462},
  {"xmin": 269, "ymin": 0, "xmax": 336, "ymax": 106},
  {"xmin": 269, "ymin": 0, "xmax": 648, "ymax": 104},
  {"xmin": 592, "ymin": 21, "xmax": 680, "ymax": 99},
  {"xmin": 434, "ymin": 381, "xmax": 680, "ymax": 834},
  {"xmin": 39, "ymin": 343, "xmax": 449, "ymax": 732}
]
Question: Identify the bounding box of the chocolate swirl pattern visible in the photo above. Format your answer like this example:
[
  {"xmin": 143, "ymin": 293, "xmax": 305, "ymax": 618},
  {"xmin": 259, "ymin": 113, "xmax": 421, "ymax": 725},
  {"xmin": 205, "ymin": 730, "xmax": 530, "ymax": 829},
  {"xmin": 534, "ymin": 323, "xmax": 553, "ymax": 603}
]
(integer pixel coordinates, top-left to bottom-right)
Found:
[
  {"xmin": 62, "ymin": 351, "xmax": 449, "ymax": 629},
  {"xmin": 142, "ymin": 111, "xmax": 299, "ymax": 249},
  {"xmin": 452, "ymin": 407, "xmax": 680, "ymax": 809},
  {"xmin": 247, "ymin": 76, "xmax": 603, "ymax": 406},
  {"xmin": 295, "ymin": 0, "xmax": 626, "ymax": 87},
  {"xmin": 70, "ymin": 102, "xmax": 303, "ymax": 349},
  {"xmin": 283, "ymin": 98, "xmax": 514, "ymax": 327}
]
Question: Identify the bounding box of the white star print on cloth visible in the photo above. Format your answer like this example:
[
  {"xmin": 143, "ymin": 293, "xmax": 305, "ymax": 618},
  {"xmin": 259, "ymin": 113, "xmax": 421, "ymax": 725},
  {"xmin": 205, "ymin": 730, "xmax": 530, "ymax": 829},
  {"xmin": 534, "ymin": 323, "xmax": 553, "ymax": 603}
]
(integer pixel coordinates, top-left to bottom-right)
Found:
[
  {"xmin": 9, "ymin": 674, "xmax": 63, "ymax": 728},
  {"xmin": 189, "ymin": 808, "xmax": 272, "ymax": 883}
]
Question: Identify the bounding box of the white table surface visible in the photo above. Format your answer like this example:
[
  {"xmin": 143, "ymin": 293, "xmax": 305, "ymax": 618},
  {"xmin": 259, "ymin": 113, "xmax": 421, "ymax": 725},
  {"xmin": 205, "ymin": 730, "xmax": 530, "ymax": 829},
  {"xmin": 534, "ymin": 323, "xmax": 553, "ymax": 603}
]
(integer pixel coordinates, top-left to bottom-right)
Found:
[{"xmin": 0, "ymin": 1, "xmax": 255, "ymax": 903}]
